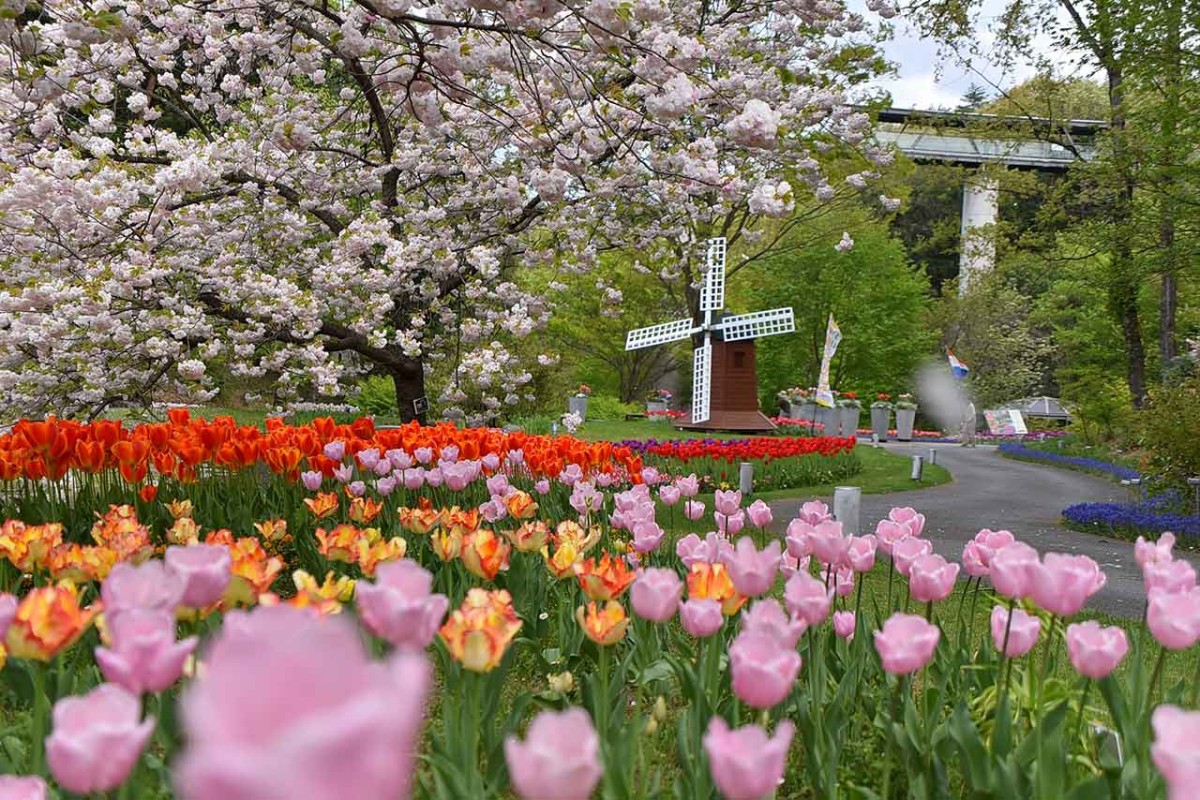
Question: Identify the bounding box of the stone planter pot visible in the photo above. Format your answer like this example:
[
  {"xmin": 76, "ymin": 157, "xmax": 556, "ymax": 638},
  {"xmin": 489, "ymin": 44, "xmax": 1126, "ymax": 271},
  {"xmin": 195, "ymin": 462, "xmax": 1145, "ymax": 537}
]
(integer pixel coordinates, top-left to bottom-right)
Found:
[
  {"xmin": 646, "ymin": 401, "xmax": 668, "ymax": 416},
  {"xmin": 816, "ymin": 405, "xmax": 838, "ymax": 436},
  {"xmin": 568, "ymin": 396, "xmax": 589, "ymax": 421},
  {"xmin": 870, "ymin": 407, "xmax": 891, "ymax": 441},
  {"xmin": 895, "ymin": 407, "xmax": 917, "ymax": 441},
  {"xmin": 789, "ymin": 402, "xmax": 818, "ymax": 424},
  {"xmin": 839, "ymin": 407, "xmax": 861, "ymax": 437}
]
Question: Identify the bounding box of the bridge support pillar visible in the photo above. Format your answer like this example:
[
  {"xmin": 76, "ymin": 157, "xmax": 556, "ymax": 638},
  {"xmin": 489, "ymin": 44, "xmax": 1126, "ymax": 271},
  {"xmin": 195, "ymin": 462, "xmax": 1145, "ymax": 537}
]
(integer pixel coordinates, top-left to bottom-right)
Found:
[{"xmin": 958, "ymin": 172, "xmax": 999, "ymax": 295}]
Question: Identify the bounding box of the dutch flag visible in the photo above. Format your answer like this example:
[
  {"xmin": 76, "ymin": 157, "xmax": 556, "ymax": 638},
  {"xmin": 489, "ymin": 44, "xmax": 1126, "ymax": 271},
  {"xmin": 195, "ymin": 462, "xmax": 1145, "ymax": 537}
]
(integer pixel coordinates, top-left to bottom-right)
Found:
[{"xmin": 947, "ymin": 349, "xmax": 970, "ymax": 380}]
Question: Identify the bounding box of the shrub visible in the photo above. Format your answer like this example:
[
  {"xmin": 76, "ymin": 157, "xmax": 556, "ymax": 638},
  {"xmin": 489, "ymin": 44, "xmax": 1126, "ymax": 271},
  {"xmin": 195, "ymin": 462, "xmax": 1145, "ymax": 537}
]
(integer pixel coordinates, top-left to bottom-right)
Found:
[
  {"xmin": 584, "ymin": 394, "xmax": 643, "ymax": 420},
  {"xmin": 355, "ymin": 375, "xmax": 399, "ymax": 416},
  {"xmin": 1140, "ymin": 378, "xmax": 1200, "ymax": 488}
]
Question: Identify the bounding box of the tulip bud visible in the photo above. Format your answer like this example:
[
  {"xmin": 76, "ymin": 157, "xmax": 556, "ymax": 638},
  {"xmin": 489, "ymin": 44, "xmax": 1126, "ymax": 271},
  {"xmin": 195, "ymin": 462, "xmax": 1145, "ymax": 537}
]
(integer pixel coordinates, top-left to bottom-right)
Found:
[
  {"xmin": 548, "ymin": 671, "xmax": 575, "ymax": 694},
  {"xmin": 645, "ymin": 717, "xmax": 659, "ymax": 736},
  {"xmin": 653, "ymin": 696, "xmax": 668, "ymax": 722}
]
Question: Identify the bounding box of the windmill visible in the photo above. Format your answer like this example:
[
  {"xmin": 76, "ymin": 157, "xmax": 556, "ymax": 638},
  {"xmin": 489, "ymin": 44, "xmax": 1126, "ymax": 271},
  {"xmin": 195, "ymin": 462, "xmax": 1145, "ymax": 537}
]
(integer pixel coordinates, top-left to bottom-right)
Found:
[{"xmin": 625, "ymin": 238, "xmax": 795, "ymax": 431}]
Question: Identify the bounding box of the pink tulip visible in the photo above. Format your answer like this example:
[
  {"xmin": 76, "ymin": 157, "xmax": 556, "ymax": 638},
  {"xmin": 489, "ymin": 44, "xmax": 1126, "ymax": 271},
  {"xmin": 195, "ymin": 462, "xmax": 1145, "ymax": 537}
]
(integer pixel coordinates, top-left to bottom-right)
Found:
[
  {"xmin": 834, "ymin": 566, "xmax": 855, "ymax": 596},
  {"xmin": 174, "ymin": 606, "xmax": 431, "ymax": 800},
  {"xmin": 808, "ymin": 520, "xmax": 849, "ymax": 567},
  {"xmin": 741, "ymin": 599, "xmax": 806, "ymax": 648},
  {"xmin": 46, "ymin": 684, "xmax": 154, "ymax": 795},
  {"xmin": 642, "ymin": 467, "xmax": 661, "ymax": 485},
  {"xmin": 1147, "ymin": 588, "xmax": 1200, "ymax": 651},
  {"xmin": 729, "ymin": 632, "xmax": 802, "ymax": 709},
  {"xmin": 676, "ymin": 532, "xmax": 732, "ymax": 568},
  {"xmin": 0, "ymin": 592, "xmax": 16, "ymax": 641},
  {"xmin": 480, "ymin": 497, "xmax": 507, "ymax": 523},
  {"xmin": 323, "ymin": 441, "xmax": 345, "ymax": 461},
  {"xmin": 703, "ymin": 717, "xmax": 794, "ymax": 800},
  {"xmin": 534, "ymin": 479, "xmax": 551, "ymax": 495},
  {"xmin": 888, "ymin": 507, "xmax": 925, "ymax": 536},
  {"xmin": 683, "ymin": 500, "xmax": 705, "ymax": 521},
  {"xmin": 0, "ymin": 776, "xmax": 47, "ymax": 800},
  {"xmin": 778, "ymin": 552, "xmax": 811, "ymax": 579},
  {"xmin": 356, "ymin": 448, "xmax": 381, "ymax": 470},
  {"xmin": 833, "ymin": 610, "xmax": 855, "ymax": 640},
  {"xmin": 301, "ymin": 470, "xmax": 323, "ymax": 491},
  {"xmin": 1065, "ymin": 621, "xmax": 1128, "ymax": 679},
  {"xmin": 333, "ymin": 463, "xmax": 354, "ymax": 483},
  {"xmin": 784, "ymin": 571, "xmax": 833, "ymax": 625},
  {"xmin": 95, "ymin": 608, "xmax": 198, "ymax": 694},
  {"xmin": 388, "ymin": 449, "xmax": 413, "ymax": 470},
  {"xmin": 724, "ymin": 538, "xmax": 782, "ymax": 597},
  {"xmin": 846, "ymin": 534, "xmax": 877, "ymax": 573},
  {"xmin": 506, "ymin": 449, "xmax": 522, "ymax": 466},
  {"xmin": 347, "ymin": 480, "xmax": 366, "ymax": 497},
  {"xmin": 676, "ymin": 474, "xmax": 700, "ymax": 497},
  {"xmin": 990, "ymin": 605, "xmax": 1041, "ymax": 658},
  {"xmin": 559, "ymin": 464, "xmax": 583, "ymax": 487},
  {"xmin": 1030, "ymin": 553, "xmax": 1106, "ymax": 617},
  {"xmin": 630, "ymin": 568, "xmax": 683, "ymax": 623},
  {"xmin": 424, "ymin": 467, "xmax": 443, "ymax": 488},
  {"xmin": 486, "ymin": 473, "xmax": 510, "ymax": 497},
  {"xmin": 1152, "ymin": 705, "xmax": 1200, "ymax": 800},
  {"xmin": 909, "ymin": 554, "xmax": 960, "ymax": 603},
  {"xmin": 890, "ymin": 537, "xmax": 933, "ymax": 577},
  {"xmin": 874, "ymin": 519, "xmax": 913, "ymax": 555},
  {"xmin": 963, "ymin": 529, "xmax": 1016, "ymax": 577},
  {"xmin": 715, "ymin": 510, "xmax": 745, "ymax": 536},
  {"xmin": 481, "ymin": 453, "xmax": 501, "ymax": 471},
  {"xmin": 785, "ymin": 518, "xmax": 813, "ymax": 559},
  {"xmin": 798, "ymin": 500, "xmax": 832, "ymax": 525},
  {"xmin": 165, "ymin": 545, "xmax": 232, "ymax": 609},
  {"xmin": 714, "ymin": 489, "xmax": 742, "ymax": 517},
  {"xmin": 414, "ymin": 447, "xmax": 433, "ymax": 465},
  {"xmin": 1145, "ymin": 559, "xmax": 1197, "ymax": 597},
  {"xmin": 402, "ymin": 468, "xmax": 425, "ymax": 490},
  {"xmin": 101, "ymin": 560, "xmax": 184, "ymax": 620},
  {"xmin": 356, "ymin": 560, "xmax": 450, "ymax": 650},
  {"xmin": 504, "ymin": 707, "xmax": 602, "ymax": 800},
  {"xmin": 632, "ymin": 521, "xmax": 665, "ymax": 554},
  {"xmin": 874, "ymin": 613, "xmax": 940, "ymax": 675},
  {"xmin": 1136, "ymin": 532, "xmax": 1176, "ymax": 569},
  {"xmin": 680, "ymin": 599, "xmax": 724, "ymax": 638},
  {"xmin": 989, "ymin": 542, "xmax": 1040, "ymax": 600},
  {"xmin": 961, "ymin": 541, "xmax": 989, "ymax": 577},
  {"xmin": 747, "ymin": 499, "xmax": 773, "ymax": 528},
  {"xmin": 659, "ymin": 485, "xmax": 681, "ymax": 506}
]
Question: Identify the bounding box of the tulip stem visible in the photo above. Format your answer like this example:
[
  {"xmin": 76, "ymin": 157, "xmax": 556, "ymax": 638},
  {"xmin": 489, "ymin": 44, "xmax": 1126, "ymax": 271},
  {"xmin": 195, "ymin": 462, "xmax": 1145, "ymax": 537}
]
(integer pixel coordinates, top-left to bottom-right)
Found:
[
  {"xmin": 1191, "ymin": 652, "xmax": 1200, "ymax": 707},
  {"xmin": 30, "ymin": 661, "xmax": 47, "ymax": 777},
  {"xmin": 1147, "ymin": 646, "xmax": 1166, "ymax": 708},
  {"xmin": 1073, "ymin": 678, "xmax": 1092, "ymax": 754}
]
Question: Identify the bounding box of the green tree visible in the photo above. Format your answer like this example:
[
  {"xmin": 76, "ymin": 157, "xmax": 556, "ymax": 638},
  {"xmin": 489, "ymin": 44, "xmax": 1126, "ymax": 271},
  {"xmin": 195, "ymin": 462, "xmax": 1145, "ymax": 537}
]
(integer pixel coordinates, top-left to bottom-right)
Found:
[{"xmin": 958, "ymin": 84, "xmax": 991, "ymax": 111}]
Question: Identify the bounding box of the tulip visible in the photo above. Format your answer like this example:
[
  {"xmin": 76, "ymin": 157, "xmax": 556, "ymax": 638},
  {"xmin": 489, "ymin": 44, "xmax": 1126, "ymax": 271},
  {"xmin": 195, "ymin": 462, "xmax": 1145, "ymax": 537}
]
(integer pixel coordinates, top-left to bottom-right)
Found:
[
  {"xmin": 890, "ymin": 537, "xmax": 933, "ymax": 577},
  {"xmin": 1152, "ymin": 705, "xmax": 1200, "ymax": 800},
  {"xmin": 300, "ymin": 470, "xmax": 323, "ymax": 491},
  {"xmin": 504, "ymin": 708, "xmax": 603, "ymax": 800},
  {"xmin": 687, "ymin": 562, "xmax": 745, "ymax": 616},
  {"xmin": 683, "ymin": 500, "xmax": 705, "ymax": 521},
  {"xmin": 534, "ymin": 479, "xmax": 551, "ymax": 495},
  {"xmin": 373, "ymin": 459, "xmax": 393, "ymax": 477},
  {"xmin": 779, "ymin": 552, "xmax": 810, "ymax": 579},
  {"xmin": 676, "ymin": 474, "xmax": 700, "ymax": 497},
  {"xmin": 576, "ymin": 601, "xmax": 628, "ymax": 645},
  {"xmin": 702, "ymin": 717, "xmax": 794, "ymax": 800},
  {"xmin": 833, "ymin": 610, "xmax": 855, "ymax": 640},
  {"xmin": 1030, "ymin": 553, "xmax": 1106, "ymax": 617},
  {"xmin": 990, "ymin": 605, "xmax": 1040, "ymax": 658},
  {"xmin": 961, "ymin": 541, "xmax": 989, "ymax": 578},
  {"xmin": 716, "ymin": 510, "xmax": 746, "ymax": 536},
  {"xmin": 0, "ymin": 592, "xmax": 15, "ymax": 640},
  {"xmin": 989, "ymin": 541, "xmax": 1040, "ymax": 599},
  {"xmin": 574, "ymin": 553, "xmax": 636, "ymax": 601},
  {"xmin": 874, "ymin": 518, "xmax": 912, "ymax": 555},
  {"xmin": 677, "ymin": 532, "xmax": 730, "ymax": 569},
  {"xmin": 46, "ymin": 684, "xmax": 154, "ymax": 795},
  {"xmin": 102, "ymin": 560, "xmax": 185, "ymax": 619},
  {"xmin": 332, "ymin": 463, "xmax": 354, "ymax": 483},
  {"xmin": 785, "ymin": 518, "xmax": 812, "ymax": 559},
  {"xmin": 723, "ymin": 538, "xmax": 782, "ymax": 597},
  {"xmin": 1147, "ymin": 588, "xmax": 1200, "ymax": 651},
  {"xmin": 508, "ymin": 521, "xmax": 550, "ymax": 554},
  {"xmin": 631, "ymin": 521, "xmax": 665, "ymax": 554},
  {"xmin": 547, "ymin": 672, "xmax": 574, "ymax": 694},
  {"xmin": 414, "ymin": 447, "xmax": 433, "ymax": 464},
  {"xmin": 175, "ymin": 606, "xmax": 431, "ymax": 800},
  {"xmin": 714, "ymin": 489, "xmax": 742, "ymax": 517},
  {"xmin": 388, "ymin": 449, "xmax": 413, "ymax": 470},
  {"xmin": 165, "ymin": 545, "xmax": 232, "ymax": 609},
  {"xmin": 323, "ymin": 441, "xmax": 346, "ymax": 461},
  {"xmin": 1065, "ymin": 621, "xmax": 1128, "ymax": 679},
  {"xmin": 559, "ymin": 464, "xmax": 583, "ymax": 486},
  {"xmin": 402, "ymin": 469, "xmax": 425, "ymax": 491},
  {"xmin": 1136, "ymin": 532, "xmax": 1176, "ymax": 569},
  {"xmin": 784, "ymin": 571, "xmax": 833, "ymax": 626},
  {"xmin": 680, "ymin": 599, "xmax": 724, "ymax": 638},
  {"xmin": 6, "ymin": 582, "xmax": 99, "ymax": 662},
  {"xmin": 874, "ymin": 613, "xmax": 940, "ymax": 675},
  {"xmin": 833, "ymin": 566, "xmax": 855, "ymax": 597},
  {"xmin": 0, "ymin": 776, "xmax": 47, "ymax": 800},
  {"xmin": 908, "ymin": 553, "xmax": 960, "ymax": 603},
  {"xmin": 888, "ymin": 507, "xmax": 925, "ymax": 536},
  {"xmin": 461, "ymin": 529, "xmax": 511, "ymax": 581},
  {"xmin": 357, "ymin": 448, "xmax": 381, "ymax": 470},
  {"xmin": 658, "ymin": 485, "xmax": 681, "ymax": 506},
  {"xmin": 440, "ymin": 589, "xmax": 522, "ymax": 672},
  {"xmin": 95, "ymin": 608, "xmax": 198, "ymax": 694},
  {"xmin": 807, "ymin": 520, "xmax": 847, "ymax": 567},
  {"xmin": 630, "ymin": 568, "xmax": 683, "ymax": 623},
  {"xmin": 356, "ymin": 560, "xmax": 450, "ymax": 649},
  {"xmin": 965, "ymin": 529, "xmax": 1016, "ymax": 577},
  {"xmin": 797, "ymin": 500, "xmax": 831, "ymax": 525},
  {"xmin": 730, "ymin": 632, "xmax": 802, "ymax": 709},
  {"xmin": 846, "ymin": 534, "xmax": 877, "ymax": 573},
  {"xmin": 1145, "ymin": 559, "xmax": 1197, "ymax": 597},
  {"xmin": 486, "ymin": 473, "xmax": 511, "ymax": 497},
  {"xmin": 746, "ymin": 499, "xmax": 773, "ymax": 528},
  {"xmin": 740, "ymin": 598, "xmax": 806, "ymax": 649}
]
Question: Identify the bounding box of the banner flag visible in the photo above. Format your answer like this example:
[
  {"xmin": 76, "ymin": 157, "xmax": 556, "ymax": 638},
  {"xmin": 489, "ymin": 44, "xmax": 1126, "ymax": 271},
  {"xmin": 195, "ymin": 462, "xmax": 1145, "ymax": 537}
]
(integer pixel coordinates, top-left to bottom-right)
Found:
[{"xmin": 815, "ymin": 315, "xmax": 841, "ymax": 408}]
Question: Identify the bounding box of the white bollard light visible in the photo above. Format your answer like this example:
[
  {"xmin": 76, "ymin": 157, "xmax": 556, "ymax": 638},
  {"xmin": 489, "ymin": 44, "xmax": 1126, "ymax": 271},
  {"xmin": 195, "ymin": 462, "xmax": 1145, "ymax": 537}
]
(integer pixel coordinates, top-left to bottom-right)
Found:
[
  {"xmin": 833, "ymin": 486, "xmax": 862, "ymax": 536},
  {"xmin": 911, "ymin": 455, "xmax": 924, "ymax": 481},
  {"xmin": 1189, "ymin": 477, "xmax": 1200, "ymax": 516},
  {"xmin": 928, "ymin": 448, "xmax": 937, "ymax": 465},
  {"xmin": 871, "ymin": 433, "xmax": 881, "ymax": 448},
  {"xmin": 739, "ymin": 462, "xmax": 754, "ymax": 495}
]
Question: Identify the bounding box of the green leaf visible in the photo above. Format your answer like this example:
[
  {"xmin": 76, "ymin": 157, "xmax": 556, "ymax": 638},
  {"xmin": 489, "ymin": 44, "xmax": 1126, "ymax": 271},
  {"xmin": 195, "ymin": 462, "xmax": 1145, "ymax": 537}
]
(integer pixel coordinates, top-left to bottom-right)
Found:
[
  {"xmin": 947, "ymin": 703, "xmax": 992, "ymax": 793},
  {"xmin": 1065, "ymin": 776, "xmax": 1111, "ymax": 800}
]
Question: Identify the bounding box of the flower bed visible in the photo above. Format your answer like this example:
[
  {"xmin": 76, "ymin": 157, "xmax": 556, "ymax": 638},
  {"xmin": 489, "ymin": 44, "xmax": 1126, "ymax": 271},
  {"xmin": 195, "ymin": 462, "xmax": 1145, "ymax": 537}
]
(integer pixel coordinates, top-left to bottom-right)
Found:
[
  {"xmin": 999, "ymin": 441, "xmax": 1141, "ymax": 482},
  {"xmin": 1062, "ymin": 499, "xmax": 1200, "ymax": 539},
  {"xmin": 0, "ymin": 415, "xmax": 1197, "ymax": 799}
]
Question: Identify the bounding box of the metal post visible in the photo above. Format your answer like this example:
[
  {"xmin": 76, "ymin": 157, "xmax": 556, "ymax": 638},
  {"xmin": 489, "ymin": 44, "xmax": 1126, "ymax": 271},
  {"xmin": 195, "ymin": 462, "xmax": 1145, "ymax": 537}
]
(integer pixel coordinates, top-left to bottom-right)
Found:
[
  {"xmin": 739, "ymin": 462, "xmax": 754, "ymax": 495},
  {"xmin": 928, "ymin": 448, "xmax": 937, "ymax": 466},
  {"xmin": 1188, "ymin": 477, "xmax": 1200, "ymax": 516},
  {"xmin": 551, "ymin": 421, "xmax": 559, "ymax": 436},
  {"xmin": 833, "ymin": 486, "xmax": 862, "ymax": 536},
  {"xmin": 871, "ymin": 433, "xmax": 880, "ymax": 448},
  {"xmin": 911, "ymin": 455, "xmax": 924, "ymax": 482}
]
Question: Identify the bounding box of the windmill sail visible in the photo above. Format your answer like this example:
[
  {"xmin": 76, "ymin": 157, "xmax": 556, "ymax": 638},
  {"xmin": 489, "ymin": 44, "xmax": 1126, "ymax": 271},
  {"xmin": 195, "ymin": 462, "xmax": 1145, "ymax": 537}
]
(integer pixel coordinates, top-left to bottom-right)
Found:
[
  {"xmin": 691, "ymin": 343, "xmax": 712, "ymax": 423},
  {"xmin": 717, "ymin": 308, "xmax": 795, "ymax": 341},
  {"xmin": 625, "ymin": 318, "xmax": 695, "ymax": 350},
  {"xmin": 699, "ymin": 238, "xmax": 726, "ymax": 313}
]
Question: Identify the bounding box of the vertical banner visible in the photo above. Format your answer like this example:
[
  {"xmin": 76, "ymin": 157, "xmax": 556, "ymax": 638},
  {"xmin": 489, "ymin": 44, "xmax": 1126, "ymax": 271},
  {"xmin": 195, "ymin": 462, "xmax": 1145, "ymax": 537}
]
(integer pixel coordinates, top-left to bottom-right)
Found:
[{"xmin": 815, "ymin": 314, "xmax": 841, "ymax": 407}]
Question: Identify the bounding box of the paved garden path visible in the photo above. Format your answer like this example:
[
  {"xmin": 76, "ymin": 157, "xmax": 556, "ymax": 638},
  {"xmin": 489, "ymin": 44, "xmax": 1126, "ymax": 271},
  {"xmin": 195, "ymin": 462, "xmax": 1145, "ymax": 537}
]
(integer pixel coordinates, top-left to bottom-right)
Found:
[{"xmin": 770, "ymin": 443, "xmax": 1186, "ymax": 619}]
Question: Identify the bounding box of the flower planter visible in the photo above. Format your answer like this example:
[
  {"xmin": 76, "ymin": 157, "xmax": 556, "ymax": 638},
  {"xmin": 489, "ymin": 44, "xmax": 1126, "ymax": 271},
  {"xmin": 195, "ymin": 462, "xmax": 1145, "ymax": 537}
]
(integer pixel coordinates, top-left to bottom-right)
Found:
[
  {"xmin": 895, "ymin": 408, "xmax": 917, "ymax": 441},
  {"xmin": 816, "ymin": 405, "xmax": 838, "ymax": 436},
  {"xmin": 568, "ymin": 396, "xmax": 588, "ymax": 421},
  {"xmin": 646, "ymin": 401, "xmax": 668, "ymax": 416},
  {"xmin": 789, "ymin": 402, "xmax": 818, "ymax": 424},
  {"xmin": 839, "ymin": 407, "xmax": 861, "ymax": 437},
  {"xmin": 870, "ymin": 407, "xmax": 891, "ymax": 441}
]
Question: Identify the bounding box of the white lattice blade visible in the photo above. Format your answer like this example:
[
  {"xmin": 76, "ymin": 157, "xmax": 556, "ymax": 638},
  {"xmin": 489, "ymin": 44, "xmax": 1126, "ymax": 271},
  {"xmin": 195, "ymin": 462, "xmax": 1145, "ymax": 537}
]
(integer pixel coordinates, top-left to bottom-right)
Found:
[
  {"xmin": 625, "ymin": 318, "xmax": 695, "ymax": 350},
  {"xmin": 691, "ymin": 343, "xmax": 712, "ymax": 424},
  {"xmin": 699, "ymin": 237, "xmax": 727, "ymax": 313},
  {"xmin": 716, "ymin": 307, "xmax": 795, "ymax": 342}
]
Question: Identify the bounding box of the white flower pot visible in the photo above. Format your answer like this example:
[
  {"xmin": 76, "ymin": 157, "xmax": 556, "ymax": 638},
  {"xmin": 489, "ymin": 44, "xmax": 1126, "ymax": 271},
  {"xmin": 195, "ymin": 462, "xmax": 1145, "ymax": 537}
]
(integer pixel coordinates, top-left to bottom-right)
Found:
[
  {"xmin": 870, "ymin": 407, "xmax": 891, "ymax": 440},
  {"xmin": 568, "ymin": 396, "xmax": 588, "ymax": 421},
  {"xmin": 646, "ymin": 401, "xmax": 668, "ymax": 415},
  {"xmin": 816, "ymin": 405, "xmax": 838, "ymax": 436},
  {"xmin": 839, "ymin": 408, "xmax": 861, "ymax": 437},
  {"xmin": 896, "ymin": 408, "xmax": 917, "ymax": 441}
]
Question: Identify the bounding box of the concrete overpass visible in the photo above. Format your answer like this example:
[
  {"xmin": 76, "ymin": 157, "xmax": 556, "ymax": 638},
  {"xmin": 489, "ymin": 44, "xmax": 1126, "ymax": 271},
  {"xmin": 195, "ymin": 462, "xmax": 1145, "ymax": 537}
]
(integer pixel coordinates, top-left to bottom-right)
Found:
[{"xmin": 870, "ymin": 107, "xmax": 1108, "ymax": 293}]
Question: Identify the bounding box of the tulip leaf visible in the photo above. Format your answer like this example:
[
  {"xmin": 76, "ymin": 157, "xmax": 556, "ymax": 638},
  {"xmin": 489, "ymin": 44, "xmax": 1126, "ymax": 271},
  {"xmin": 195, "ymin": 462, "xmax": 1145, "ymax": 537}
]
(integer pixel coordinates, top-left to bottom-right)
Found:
[
  {"xmin": 637, "ymin": 658, "xmax": 675, "ymax": 687},
  {"xmin": 946, "ymin": 703, "xmax": 992, "ymax": 793},
  {"xmin": 1065, "ymin": 776, "xmax": 1111, "ymax": 800}
]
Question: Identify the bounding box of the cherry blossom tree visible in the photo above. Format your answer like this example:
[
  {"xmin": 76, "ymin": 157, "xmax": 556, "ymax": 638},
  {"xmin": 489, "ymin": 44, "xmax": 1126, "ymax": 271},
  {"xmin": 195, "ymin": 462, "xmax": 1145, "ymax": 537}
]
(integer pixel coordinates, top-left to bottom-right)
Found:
[{"xmin": 0, "ymin": 0, "xmax": 894, "ymax": 423}]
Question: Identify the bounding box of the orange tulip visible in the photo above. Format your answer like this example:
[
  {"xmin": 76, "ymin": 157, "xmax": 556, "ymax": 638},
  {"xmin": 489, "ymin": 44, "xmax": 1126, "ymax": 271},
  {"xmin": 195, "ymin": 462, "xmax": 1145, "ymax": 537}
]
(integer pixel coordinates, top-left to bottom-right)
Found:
[
  {"xmin": 165, "ymin": 499, "xmax": 194, "ymax": 520},
  {"xmin": 461, "ymin": 529, "xmax": 511, "ymax": 581},
  {"xmin": 139, "ymin": 484, "xmax": 158, "ymax": 504},
  {"xmin": 90, "ymin": 505, "xmax": 153, "ymax": 563},
  {"xmin": 225, "ymin": 541, "xmax": 284, "ymax": 606},
  {"xmin": 505, "ymin": 490, "xmax": 538, "ymax": 520},
  {"xmin": 431, "ymin": 529, "xmax": 463, "ymax": 562},
  {"xmin": 687, "ymin": 562, "xmax": 746, "ymax": 616},
  {"xmin": 442, "ymin": 506, "xmax": 481, "ymax": 537},
  {"xmin": 356, "ymin": 537, "xmax": 408, "ymax": 577},
  {"xmin": 5, "ymin": 581, "xmax": 100, "ymax": 661},
  {"xmin": 574, "ymin": 552, "xmax": 637, "ymax": 601},
  {"xmin": 576, "ymin": 600, "xmax": 629, "ymax": 646},
  {"xmin": 439, "ymin": 588, "xmax": 522, "ymax": 672},
  {"xmin": 289, "ymin": 570, "xmax": 355, "ymax": 615},
  {"xmin": 543, "ymin": 540, "xmax": 582, "ymax": 580},
  {"xmin": 399, "ymin": 504, "xmax": 442, "ymax": 535},
  {"xmin": 253, "ymin": 518, "xmax": 291, "ymax": 549},
  {"xmin": 316, "ymin": 524, "xmax": 374, "ymax": 563},
  {"xmin": 0, "ymin": 520, "xmax": 62, "ymax": 572},
  {"xmin": 348, "ymin": 496, "xmax": 383, "ymax": 525},
  {"xmin": 507, "ymin": 521, "xmax": 550, "ymax": 553},
  {"xmin": 303, "ymin": 492, "xmax": 339, "ymax": 520},
  {"xmin": 167, "ymin": 517, "xmax": 201, "ymax": 546},
  {"xmin": 555, "ymin": 520, "xmax": 601, "ymax": 553},
  {"xmin": 46, "ymin": 544, "xmax": 118, "ymax": 583}
]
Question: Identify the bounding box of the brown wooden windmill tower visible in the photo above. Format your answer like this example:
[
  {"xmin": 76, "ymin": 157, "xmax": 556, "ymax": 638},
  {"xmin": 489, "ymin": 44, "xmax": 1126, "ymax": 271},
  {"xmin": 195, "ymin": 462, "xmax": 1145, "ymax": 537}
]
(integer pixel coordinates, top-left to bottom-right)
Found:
[{"xmin": 624, "ymin": 238, "xmax": 795, "ymax": 433}]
